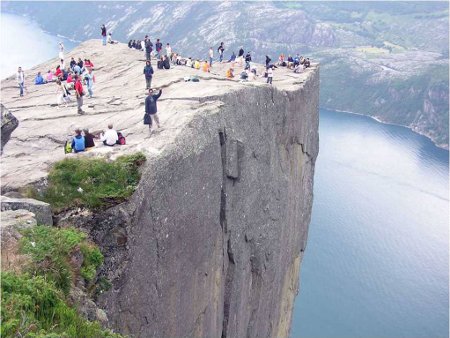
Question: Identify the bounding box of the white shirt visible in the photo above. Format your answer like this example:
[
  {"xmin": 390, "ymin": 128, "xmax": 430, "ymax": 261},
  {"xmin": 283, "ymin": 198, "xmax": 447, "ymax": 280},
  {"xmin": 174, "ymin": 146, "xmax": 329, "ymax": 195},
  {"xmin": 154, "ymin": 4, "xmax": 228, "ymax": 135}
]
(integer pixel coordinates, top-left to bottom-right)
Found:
[
  {"xmin": 101, "ymin": 129, "xmax": 119, "ymax": 146},
  {"xmin": 16, "ymin": 71, "xmax": 25, "ymax": 83},
  {"xmin": 166, "ymin": 46, "xmax": 172, "ymax": 56},
  {"xmin": 268, "ymin": 68, "xmax": 273, "ymax": 77},
  {"xmin": 209, "ymin": 49, "xmax": 214, "ymax": 58}
]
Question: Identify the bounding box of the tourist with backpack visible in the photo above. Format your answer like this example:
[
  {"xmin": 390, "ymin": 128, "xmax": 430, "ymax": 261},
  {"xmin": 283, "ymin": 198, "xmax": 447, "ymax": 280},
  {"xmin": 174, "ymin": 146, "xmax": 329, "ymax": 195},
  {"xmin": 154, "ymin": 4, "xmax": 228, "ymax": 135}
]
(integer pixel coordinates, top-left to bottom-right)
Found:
[
  {"xmin": 71, "ymin": 129, "xmax": 86, "ymax": 153},
  {"xmin": 143, "ymin": 60, "xmax": 154, "ymax": 90},
  {"xmin": 144, "ymin": 88, "xmax": 162, "ymax": 133}
]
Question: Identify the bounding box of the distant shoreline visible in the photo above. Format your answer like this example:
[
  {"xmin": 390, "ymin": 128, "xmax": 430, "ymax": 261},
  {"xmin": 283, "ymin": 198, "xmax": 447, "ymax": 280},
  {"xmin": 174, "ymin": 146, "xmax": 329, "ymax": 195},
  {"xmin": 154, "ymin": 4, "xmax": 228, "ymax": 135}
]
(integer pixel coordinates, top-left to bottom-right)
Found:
[{"xmin": 325, "ymin": 107, "xmax": 449, "ymax": 151}]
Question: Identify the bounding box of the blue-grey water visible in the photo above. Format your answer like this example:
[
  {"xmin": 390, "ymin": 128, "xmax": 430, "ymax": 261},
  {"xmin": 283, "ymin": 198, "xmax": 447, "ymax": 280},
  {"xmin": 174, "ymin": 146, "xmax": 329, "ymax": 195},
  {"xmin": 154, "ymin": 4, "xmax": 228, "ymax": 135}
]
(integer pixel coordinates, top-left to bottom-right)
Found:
[
  {"xmin": 291, "ymin": 109, "xmax": 449, "ymax": 338},
  {"xmin": 0, "ymin": 13, "xmax": 76, "ymax": 78},
  {"xmin": 2, "ymin": 12, "xmax": 448, "ymax": 338}
]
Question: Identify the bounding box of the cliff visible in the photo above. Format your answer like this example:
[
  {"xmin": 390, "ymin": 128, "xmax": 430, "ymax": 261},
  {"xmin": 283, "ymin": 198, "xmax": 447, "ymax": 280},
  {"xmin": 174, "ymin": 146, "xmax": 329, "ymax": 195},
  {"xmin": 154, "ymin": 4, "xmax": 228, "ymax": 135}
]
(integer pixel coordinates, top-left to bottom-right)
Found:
[{"xmin": 1, "ymin": 40, "xmax": 319, "ymax": 337}]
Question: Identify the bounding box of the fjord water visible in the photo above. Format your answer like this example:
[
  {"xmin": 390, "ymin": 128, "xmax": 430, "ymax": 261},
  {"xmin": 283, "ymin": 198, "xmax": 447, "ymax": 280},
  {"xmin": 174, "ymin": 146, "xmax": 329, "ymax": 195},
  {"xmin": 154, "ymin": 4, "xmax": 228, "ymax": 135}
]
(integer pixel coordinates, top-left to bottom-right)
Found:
[
  {"xmin": 0, "ymin": 13, "xmax": 76, "ymax": 78},
  {"xmin": 291, "ymin": 109, "xmax": 449, "ymax": 338}
]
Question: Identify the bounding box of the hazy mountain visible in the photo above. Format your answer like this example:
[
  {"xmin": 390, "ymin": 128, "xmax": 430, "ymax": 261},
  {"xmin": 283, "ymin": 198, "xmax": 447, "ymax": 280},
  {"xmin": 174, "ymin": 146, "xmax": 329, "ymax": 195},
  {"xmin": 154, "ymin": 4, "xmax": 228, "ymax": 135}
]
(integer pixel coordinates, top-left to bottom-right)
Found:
[{"xmin": 2, "ymin": 1, "xmax": 448, "ymax": 147}]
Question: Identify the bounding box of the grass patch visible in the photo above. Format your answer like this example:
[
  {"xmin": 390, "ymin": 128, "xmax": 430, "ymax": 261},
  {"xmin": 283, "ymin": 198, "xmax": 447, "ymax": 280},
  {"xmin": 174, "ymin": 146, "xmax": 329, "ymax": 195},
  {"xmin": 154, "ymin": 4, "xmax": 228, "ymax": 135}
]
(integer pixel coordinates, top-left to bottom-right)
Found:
[
  {"xmin": 19, "ymin": 226, "xmax": 103, "ymax": 295},
  {"xmin": 29, "ymin": 153, "xmax": 146, "ymax": 212},
  {"xmin": 1, "ymin": 272, "xmax": 122, "ymax": 338}
]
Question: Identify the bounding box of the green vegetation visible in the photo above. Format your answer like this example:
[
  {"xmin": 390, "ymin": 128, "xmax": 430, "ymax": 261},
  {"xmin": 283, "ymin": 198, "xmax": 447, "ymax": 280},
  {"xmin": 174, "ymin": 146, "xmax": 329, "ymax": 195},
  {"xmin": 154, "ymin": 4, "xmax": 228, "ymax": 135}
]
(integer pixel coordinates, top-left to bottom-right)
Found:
[
  {"xmin": 20, "ymin": 226, "xmax": 103, "ymax": 294},
  {"xmin": 2, "ymin": 226, "xmax": 123, "ymax": 337},
  {"xmin": 1, "ymin": 272, "xmax": 121, "ymax": 338},
  {"xmin": 28, "ymin": 153, "xmax": 146, "ymax": 212}
]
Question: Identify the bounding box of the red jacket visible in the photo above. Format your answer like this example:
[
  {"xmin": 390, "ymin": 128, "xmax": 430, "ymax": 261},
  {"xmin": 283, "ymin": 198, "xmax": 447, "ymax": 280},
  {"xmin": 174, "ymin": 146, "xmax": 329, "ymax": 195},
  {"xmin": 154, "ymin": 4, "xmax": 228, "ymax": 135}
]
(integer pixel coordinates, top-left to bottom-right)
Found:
[
  {"xmin": 55, "ymin": 68, "xmax": 62, "ymax": 77},
  {"xmin": 75, "ymin": 80, "xmax": 83, "ymax": 96}
]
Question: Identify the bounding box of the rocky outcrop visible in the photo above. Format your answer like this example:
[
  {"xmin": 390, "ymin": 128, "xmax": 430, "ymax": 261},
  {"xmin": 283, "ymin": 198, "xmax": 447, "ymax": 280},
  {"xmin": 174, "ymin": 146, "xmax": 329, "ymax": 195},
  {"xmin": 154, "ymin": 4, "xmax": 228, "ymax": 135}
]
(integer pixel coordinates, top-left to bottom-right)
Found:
[
  {"xmin": 1, "ymin": 40, "xmax": 319, "ymax": 337},
  {"xmin": 1, "ymin": 103, "xmax": 19, "ymax": 153},
  {"xmin": 1, "ymin": 196, "xmax": 53, "ymax": 225},
  {"xmin": 95, "ymin": 70, "xmax": 319, "ymax": 337}
]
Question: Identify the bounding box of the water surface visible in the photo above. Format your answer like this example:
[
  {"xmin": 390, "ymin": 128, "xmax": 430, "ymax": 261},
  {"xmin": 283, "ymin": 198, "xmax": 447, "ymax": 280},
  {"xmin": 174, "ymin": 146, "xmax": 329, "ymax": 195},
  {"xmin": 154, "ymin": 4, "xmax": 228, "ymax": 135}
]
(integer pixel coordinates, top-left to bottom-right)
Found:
[{"xmin": 291, "ymin": 109, "xmax": 449, "ymax": 338}]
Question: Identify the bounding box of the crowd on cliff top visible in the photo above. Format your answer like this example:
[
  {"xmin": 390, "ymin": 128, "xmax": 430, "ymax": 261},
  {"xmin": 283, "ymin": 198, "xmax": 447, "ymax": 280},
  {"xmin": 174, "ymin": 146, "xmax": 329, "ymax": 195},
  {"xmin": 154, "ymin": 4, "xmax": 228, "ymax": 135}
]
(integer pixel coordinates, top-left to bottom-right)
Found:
[{"xmin": 14, "ymin": 23, "xmax": 312, "ymax": 154}]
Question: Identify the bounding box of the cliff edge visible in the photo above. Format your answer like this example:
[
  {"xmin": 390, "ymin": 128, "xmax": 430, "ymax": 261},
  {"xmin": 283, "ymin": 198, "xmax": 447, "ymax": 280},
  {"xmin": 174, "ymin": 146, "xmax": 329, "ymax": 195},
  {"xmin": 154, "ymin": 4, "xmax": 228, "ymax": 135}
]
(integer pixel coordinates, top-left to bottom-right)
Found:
[{"xmin": 1, "ymin": 40, "xmax": 319, "ymax": 337}]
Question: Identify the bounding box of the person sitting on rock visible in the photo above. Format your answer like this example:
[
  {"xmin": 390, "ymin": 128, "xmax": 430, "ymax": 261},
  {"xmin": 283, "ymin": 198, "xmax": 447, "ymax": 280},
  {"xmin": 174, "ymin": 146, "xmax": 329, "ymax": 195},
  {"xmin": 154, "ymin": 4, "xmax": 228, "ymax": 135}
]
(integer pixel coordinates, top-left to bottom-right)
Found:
[
  {"xmin": 293, "ymin": 54, "xmax": 300, "ymax": 67},
  {"xmin": 163, "ymin": 55, "xmax": 170, "ymax": 69},
  {"xmin": 83, "ymin": 128, "xmax": 96, "ymax": 149},
  {"xmin": 202, "ymin": 61, "xmax": 210, "ymax": 72},
  {"xmin": 240, "ymin": 70, "xmax": 249, "ymax": 81},
  {"xmin": 227, "ymin": 51, "xmax": 236, "ymax": 63},
  {"xmin": 66, "ymin": 71, "xmax": 73, "ymax": 84},
  {"xmin": 101, "ymin": 124, "xmax": 119, "ymax": 146},
  {"xmin": 71, "ymin": 129, "xmax": 86, "ymax": 153},
  {"xmin": 70, "ymin": 57, "xmax": 77, "ymax": 70},
  {"xmin": 194, "ymin": 59, "xmax": 201, "ymax": 70},
  {"xmin": 157, "ymin": 56, "xmax": 164, "ymax": 70},
  {"xmin": 304, "ymin": 58, "xmax": 311, "ymax": 68},
  {"xmin": 144, "ymin": 88, "xmax": 162, "ymax": 133},
  {"xmin": 226, "ymin": 67, "xmax": 234, "ymax": 79},
  {"xmin": 186, "ymin": 57, "xmax": 193, "ymax": 68},
  {"xmin": 46, "ymin": 70, "xmax": 55, "ymax": 82},
  {"xmin": 107, "ymin": 32, "xmax": 118, "ymax": 44},
  {"xmin": 128, "ymin": 40, "xmax": 133, "ymax": 48},
  {"xmin": 143, "ymin": 60, "xmax": 154, "ymax": 90},
  {"xmin": 55, "ymin": 65, "xmax": 63, "ymax": 79},
  {"xmin": 34, "ymin": 72, "xmax": 46, "ymax": 85},
  {"xmin": 84, "ymin": 59, "xmax": 94, "ymax": 70}
]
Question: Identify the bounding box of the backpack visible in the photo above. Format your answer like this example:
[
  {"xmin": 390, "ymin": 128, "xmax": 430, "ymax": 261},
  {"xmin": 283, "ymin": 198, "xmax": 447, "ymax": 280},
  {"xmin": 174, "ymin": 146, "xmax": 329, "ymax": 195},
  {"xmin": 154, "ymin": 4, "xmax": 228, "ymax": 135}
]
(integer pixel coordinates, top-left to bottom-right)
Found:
[
  {"xmin": 117, "ymin": 132, "xmax": 126, "ymax": 145},
  {"xmin": 73, "ymin": 136, "xmax": 86, "ymax": 152},
  {"xmin": 64, "ymin": 139, "xmax": 73, "ymax": 154}
]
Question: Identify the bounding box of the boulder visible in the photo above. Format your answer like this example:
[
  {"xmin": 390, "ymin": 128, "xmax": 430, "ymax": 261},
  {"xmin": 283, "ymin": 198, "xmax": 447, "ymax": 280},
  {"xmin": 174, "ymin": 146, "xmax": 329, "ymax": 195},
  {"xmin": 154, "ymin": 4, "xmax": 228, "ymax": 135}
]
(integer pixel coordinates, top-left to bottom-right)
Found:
[{"xmin": 1, "ymin": 196, "xmax": 53, "ymax": 225}]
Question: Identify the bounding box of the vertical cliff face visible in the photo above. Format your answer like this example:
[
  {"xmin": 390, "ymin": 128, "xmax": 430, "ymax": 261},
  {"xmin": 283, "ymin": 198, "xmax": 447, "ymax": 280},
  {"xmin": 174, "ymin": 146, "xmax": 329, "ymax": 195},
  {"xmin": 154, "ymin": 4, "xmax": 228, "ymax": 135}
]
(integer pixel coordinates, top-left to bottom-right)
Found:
[{"xmin": 97, "ymin": 68, "xmax": 320, "ymax": 337}]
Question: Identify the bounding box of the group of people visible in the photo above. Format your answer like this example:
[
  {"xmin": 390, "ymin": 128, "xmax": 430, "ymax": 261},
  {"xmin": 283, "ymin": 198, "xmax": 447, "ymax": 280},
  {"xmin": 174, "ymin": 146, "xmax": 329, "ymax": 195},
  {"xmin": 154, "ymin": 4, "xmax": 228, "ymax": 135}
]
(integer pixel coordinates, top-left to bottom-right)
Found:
[
  {"xmin": 68, "ymin": 124, "xmax": 125, "ymax": 153},
  {"xmin": 16, "ymin": 28, "xmax": 314, "ymax": 157}
]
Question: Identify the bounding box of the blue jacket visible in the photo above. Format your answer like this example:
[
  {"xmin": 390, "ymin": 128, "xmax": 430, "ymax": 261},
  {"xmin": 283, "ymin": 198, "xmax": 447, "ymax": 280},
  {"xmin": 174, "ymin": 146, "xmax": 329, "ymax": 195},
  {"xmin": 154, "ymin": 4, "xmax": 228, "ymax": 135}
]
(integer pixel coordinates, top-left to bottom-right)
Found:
[
  {"xmin": 145, "ymin": 90, "xmax": 162, "ymax": 114},
  {"xmin": 143, "ymin": 65, "xmax": 154, "ymax": 78},
  {"xmin": 35, "ymin": 75, "xmax": 45, "ymax": 85},
  {"xmin": 72, "ymin": 135, "xmax": 86, "ymax": 152}
]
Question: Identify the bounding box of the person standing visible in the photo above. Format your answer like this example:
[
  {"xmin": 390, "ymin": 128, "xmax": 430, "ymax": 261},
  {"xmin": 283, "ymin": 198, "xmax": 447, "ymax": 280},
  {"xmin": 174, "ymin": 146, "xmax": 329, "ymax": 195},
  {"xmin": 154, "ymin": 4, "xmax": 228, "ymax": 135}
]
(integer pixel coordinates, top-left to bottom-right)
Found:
[
  {"xmin": 208, "ymin": 47, "xmax": 214, "ymax": 67},
  {"xmin": 145, "ymin": 36, "xmax": 153, "ymax": 61},
  {"xmin": 144, "ymin": 88, "xmax": 162, "ymax": 133},
  {"xmin": 217, "ymin": 42, "xmax": 224, "ymax": 62},
  {"xmin": 143, "ymin": 60, "xmax": 154, "ymax": 90},
  {"xmin": 74, "ymin": 75, "xmax": 85, "ymax": 114},
  {"xmin": 165, "ymin": 43, "xmax": 172, "ymax": 58},
  {"xmin": 267, "ymin": 66, "xmax": 273, "ymax": 85},
  {"xmin": 16, "ymin": 67, "xmax": 25, "ymax": 97},
  {"xmin": 155, "ymin": 39, "xmax": 162, "ymax": 58},
  {"xmin": 58, "ymin": 42, "xmax": 64, "ymax": 60},
  {"xmin": 84, "ymin": 68, "xmax": 95, "ymax": 98},
  {"xmin": 238, "ymin": 46, "xmax": 245, "ymax": 65},
  {"xmin": 101, "ymin": 24, "xmax": 107, "ymax": 46}
]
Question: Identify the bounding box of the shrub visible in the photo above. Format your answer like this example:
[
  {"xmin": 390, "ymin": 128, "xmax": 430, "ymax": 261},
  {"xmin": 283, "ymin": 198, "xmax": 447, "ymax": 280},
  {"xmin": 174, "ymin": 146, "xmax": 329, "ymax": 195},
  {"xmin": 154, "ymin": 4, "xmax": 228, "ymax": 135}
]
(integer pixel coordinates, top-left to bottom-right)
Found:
[
  {"xmin": 30, "ymin": 152, "xmax": 146, "ymax": 212},
  {"xmin": 19, "ymin": 226, "xmax": 104, "ymax": 294},
  {"xmin": 1, "ymin": 272, "xmax": 122, "ymax": 337}
]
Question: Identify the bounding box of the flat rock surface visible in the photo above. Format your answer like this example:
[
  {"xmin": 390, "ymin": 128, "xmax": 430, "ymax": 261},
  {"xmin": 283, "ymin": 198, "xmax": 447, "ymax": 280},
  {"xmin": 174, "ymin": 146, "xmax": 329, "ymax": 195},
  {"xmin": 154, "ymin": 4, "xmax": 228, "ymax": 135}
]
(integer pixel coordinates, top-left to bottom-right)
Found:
[{"xmin": 1, "ymin": 39, "xmax": 316, "ymax": 191}]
